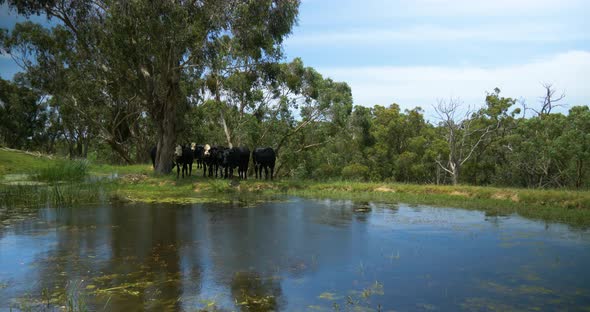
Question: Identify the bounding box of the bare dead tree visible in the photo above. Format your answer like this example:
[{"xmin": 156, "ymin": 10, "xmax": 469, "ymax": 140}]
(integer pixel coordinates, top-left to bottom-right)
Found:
[
  {"xmin": 433, "ymin": 98, "xmax": 500, "ymax": 185},
  {"xmin": 531, "ymin": 83, "xmax": 566, "ymax": 116}
]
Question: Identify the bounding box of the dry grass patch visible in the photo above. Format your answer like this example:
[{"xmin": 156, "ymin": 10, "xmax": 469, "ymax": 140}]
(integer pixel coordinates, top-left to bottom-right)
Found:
[
  {"xmin": 450, "ymin": 191, "xmax": 471, "ymax": 197},
  {"xmin": 121, "ymin": 174, "xmax": 148, "ymax": 183},
  {"xmin": 491, "ymin": 192, "xmax": 520, "ymax": 202},
  {"xmin": 374, "ymin": 186, "xmax": 396, "ymax": 193}
]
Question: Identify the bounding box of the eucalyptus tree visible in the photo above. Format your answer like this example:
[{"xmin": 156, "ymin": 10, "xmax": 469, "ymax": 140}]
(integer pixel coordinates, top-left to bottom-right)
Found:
[
  {"xmin": 560, "ymin": 106, "xmax": 590, "ymax": 188},
  {"xmin": 461, "ymin": 88, "xmax": 519, "ymax": 185},
  {"xmin": 2, "ymin": 0, "xmax": 300, "ymax": 173},
  {"xmin": 0, "ymin": 76, "xmax": 47, "ymax": 149}
]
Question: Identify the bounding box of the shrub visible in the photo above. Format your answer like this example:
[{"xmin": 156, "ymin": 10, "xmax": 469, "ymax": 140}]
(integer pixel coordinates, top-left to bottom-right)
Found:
[{"xmin": 341, "ymin": 163, "xmax": 369, "ymax": 181}]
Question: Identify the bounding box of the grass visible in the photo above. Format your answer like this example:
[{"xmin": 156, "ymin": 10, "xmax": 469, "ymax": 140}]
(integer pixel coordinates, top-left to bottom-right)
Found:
[
  {"xmin": 0, "ymin": 149, "xmax": 106, "ymax": 210},
  {"xmin": 0, "ymin": 147, "xmax": 56, "ymax": 176},
  {"xmin": 36, "ymin": 159, "xmax": 89, "ymax": 182},
  {"xmin": 106, "ymin": 173, "xmax": 590, "ymax": 226},
  {"xmin": 1, "ymin": 148, "xmax": 590, "ymax": 226}
]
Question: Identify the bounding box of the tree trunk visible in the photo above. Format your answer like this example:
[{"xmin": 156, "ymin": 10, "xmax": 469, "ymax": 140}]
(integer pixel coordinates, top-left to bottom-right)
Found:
[
  {"xmin": 451, "ymin": 170, "xmax": 459, "ymax": 185},
  {"xmin": 154, "ymin": 70, "xmax": 180, "ymax": 174},
  {"xmin": 220, "ymin": 110, "xmax": 233, "ymax": 148},
  {"xmin": 155, "ymin": 100, "xmax": 177, "ymax": 174},
  {"xmin": 450, "ymin": 161, "xmax": 460, "ymax": 185},
  {"xmin": 106, "ymin": 139, "xmax": 133, "ymax": 164},
  {"xmin": 214, "ymin": 76, "xmax": 232, "ymax": 148},
  {"xmin": 576, "ymin": 158, "xmax": 583, "ymax": 189}
]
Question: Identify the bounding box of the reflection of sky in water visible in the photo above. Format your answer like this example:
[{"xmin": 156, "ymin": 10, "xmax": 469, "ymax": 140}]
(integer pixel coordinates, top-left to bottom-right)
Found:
[{"xmin": 0, "ymin": 198, "xmax": 589, "ymax": 311}]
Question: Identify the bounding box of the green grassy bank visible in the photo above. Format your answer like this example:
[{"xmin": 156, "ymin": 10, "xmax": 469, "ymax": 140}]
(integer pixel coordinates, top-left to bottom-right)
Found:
[{"xmin": 1, "ymin": 148, "xmax": 590, "ymax": 226}]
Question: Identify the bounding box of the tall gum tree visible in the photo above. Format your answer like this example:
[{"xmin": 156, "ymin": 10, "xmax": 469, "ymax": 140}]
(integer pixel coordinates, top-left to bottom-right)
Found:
[{"xmin": 1, "ymin": 0, "xmax": 300, "ymax": 173}]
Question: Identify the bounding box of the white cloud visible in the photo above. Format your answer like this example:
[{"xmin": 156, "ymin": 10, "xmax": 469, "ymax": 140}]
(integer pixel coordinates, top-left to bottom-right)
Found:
[
  {"xmin": 399, "ymin": 0, "xmax": 586, "ymax": 17},
  {"xmin": 318, "ymin": 50, "xmax": 590, "ymax": 116},
  {"xmin": 287, "ymin": 23, "xmax": 586, "ymax": 46}
]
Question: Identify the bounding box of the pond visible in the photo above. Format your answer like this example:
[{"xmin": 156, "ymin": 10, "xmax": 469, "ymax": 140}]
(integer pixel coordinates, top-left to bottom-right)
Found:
[{"xmin": 1, "ymin": 197, "xmax": 589, "ymax": 311}]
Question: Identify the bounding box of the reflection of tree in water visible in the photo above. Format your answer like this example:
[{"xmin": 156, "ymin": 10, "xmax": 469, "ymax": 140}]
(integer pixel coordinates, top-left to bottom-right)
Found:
[
  {"xmin": 20, "ymin": 202, "xmax": 202, "ymax": 310},
  {"xmin": 313, "ymin": 199, "xmax": 356, "ymax": 227},
  {"xmin": 230, "ymin": 271, "xmax": 284, "ymax": 312},
  {"xmin": 100, "ymin": 202, "xmax": 190, "ymax": 310},
  {"xmin": 21, "ymin": 206, "xmax": 114, "ymax": 308}
]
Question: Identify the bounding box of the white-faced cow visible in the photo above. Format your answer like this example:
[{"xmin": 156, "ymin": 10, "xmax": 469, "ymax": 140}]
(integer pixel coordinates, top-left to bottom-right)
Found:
[
  {"xmin": 202, "ymin": 144, "xmax": 220, "ymax": 178},
  {"xmin": 174, "ymin": 144, "xmax": 194, "ymax": 178}
]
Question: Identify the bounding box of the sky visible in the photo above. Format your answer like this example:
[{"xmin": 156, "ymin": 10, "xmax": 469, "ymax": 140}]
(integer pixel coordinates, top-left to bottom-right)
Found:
[
  {"xmin": 283, "ymin": 0, "xmax": 590, "ymax": 116},
  {"xmin": 1, "ymin": 1, "xmax": 589, "ymax": 116}
]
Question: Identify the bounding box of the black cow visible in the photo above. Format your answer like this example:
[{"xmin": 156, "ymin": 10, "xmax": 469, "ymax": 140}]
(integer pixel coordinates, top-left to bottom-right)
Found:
[
  {"xmin": 221, "ymin": 146, "xmax": 250, "ymax": 179},
  {"xmin": 193, "ymin": 144, "xmax": 205, "ymax": 169},
  {"xmin": 214, "ymin": 146, "xmax": 226, "ymax": 178},
  {"xmin": 202, "ymin": 144, "xmax": 219, "ymax": 178},
  {"xmin": 252, "ymin": 147, "xmax": 276, "ymax": 180},
  {"xmin": 174, "ymin": 144, "xmax": 194, "ymax": 178},
  {"xmin": 236, "ymin": 146, "xmax": 250, "ymax": 180}
]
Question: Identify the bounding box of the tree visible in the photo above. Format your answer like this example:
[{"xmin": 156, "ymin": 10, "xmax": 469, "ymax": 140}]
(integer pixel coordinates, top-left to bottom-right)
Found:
[
  {"xmin": 0, "ymin": 76, "xmax": 47, "ymax": 149},
  {"xmin": 2, "ymin": 0, "xmax": 300, "ymax": 173},
  {"xmin": 462, "ymin": 88, "xmax": 518, "ymax": 185},
  {"xmin": 558, "ymin": 106, "xmax": 590, "ymax": 188},
  {"xmin": 433, "ymin": 97, "xmax": 500, "ymax": 185},
  {"xmin": 522, "ymin": 83, "xmax": 566, "ymax": 117}
]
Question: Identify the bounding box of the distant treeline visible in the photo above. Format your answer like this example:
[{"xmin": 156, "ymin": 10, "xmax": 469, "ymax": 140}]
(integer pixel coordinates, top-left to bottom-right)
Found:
[{"xmin": 1, "ymin": 76, "xmax": 588, "ymax": 189}]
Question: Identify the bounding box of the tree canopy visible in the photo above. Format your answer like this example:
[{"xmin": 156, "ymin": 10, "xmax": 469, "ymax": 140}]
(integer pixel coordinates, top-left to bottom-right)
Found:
[{"xmin": 1, "ymin": 0, "xmax": 588, "ymax": 188}]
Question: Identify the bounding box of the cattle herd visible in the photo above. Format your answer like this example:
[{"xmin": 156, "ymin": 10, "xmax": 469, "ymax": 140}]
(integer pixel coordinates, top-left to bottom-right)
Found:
[{"xmin": 151, "ymin": 144, "xmax": 276, "ymax": 180}]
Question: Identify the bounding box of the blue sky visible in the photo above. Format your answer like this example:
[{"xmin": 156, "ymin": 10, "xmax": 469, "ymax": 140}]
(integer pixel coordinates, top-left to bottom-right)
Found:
[
  {"xmin": 284, "ymin": 0, "xmax": 590, "ymax": 115},
  {"xmin": 2, "ymin": 0, "xmax": 589, "ymax": 116}
]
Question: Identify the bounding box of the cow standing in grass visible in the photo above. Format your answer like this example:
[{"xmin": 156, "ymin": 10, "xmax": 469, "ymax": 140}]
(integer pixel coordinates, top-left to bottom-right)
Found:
[
  {"xmin": 174, "ymin": 144, "xmax": 194, "ymax": 178},
  {"xmin": 253, "ymin": 147, "xmax": 276, "ymax": 180},
  {"xmin": 236, "ymin": 146, "xmax": 250, "ymax": 180},
  {"xmin": 214, "ymin": 146, "xmax": 226, "ymax": 178},
  {"xmin": 202, "ymin": 144, "xmax": 217, "ymax": 177},
  {"xmin": 222, "ymin": 146, "xmax": 250, "ymax": 179},
  {"xmin": 193, "ymin": 144, "xmax": 205, "ymax": 169}
]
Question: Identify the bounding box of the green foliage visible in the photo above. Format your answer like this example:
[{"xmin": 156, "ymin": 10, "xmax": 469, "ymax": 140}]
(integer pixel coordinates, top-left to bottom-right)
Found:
[
  {"xmin": 1, "ymin": 0, "xmax": 589, "ymax": 189},
  {"xmin": 341, "ymin": 164, "xmax": 370, "ymax": 181},
  {"xmin": 0, "ymin": 77, "xmax": 47, "ymax": 149}
]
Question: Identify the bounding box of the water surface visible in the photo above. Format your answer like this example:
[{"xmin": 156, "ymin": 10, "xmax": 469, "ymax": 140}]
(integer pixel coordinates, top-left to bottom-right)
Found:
[{"xmin": 1, "ymin": 198, "xmax": 589, "ymax": 311}]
